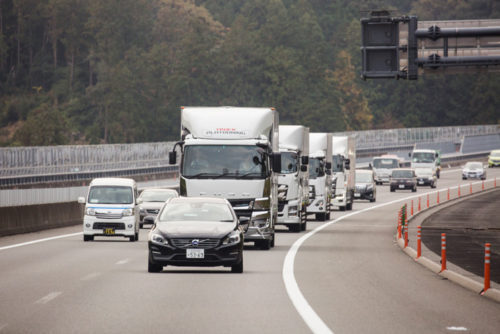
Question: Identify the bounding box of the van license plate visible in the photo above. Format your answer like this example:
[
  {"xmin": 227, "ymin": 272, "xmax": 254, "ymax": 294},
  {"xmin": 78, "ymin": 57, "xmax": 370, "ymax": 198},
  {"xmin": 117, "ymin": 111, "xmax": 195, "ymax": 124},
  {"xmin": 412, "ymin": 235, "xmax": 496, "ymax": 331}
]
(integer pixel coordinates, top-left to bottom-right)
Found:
[
  {"xmin": 187, "ymin": 249, "xmax": 204, "ymax": 259},
  {"xmin": 399, "ymin": 184, "xmax": 405, "ymax": 189},
  {"xmin": 104, "ymin": 228, "xmax": 115, "ymax": 235}
]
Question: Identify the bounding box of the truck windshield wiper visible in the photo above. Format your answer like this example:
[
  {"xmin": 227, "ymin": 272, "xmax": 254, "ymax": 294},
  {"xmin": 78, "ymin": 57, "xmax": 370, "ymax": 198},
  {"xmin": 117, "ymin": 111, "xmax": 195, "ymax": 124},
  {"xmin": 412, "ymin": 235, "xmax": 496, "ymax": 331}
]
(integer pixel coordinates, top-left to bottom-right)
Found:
[
  {"xmin": 236, "ymin": 172, "xmax": 263, "ymax": 179},
  {"xmin": 184, "ymin": 172, "xmax": 219, "ymax": 179}
]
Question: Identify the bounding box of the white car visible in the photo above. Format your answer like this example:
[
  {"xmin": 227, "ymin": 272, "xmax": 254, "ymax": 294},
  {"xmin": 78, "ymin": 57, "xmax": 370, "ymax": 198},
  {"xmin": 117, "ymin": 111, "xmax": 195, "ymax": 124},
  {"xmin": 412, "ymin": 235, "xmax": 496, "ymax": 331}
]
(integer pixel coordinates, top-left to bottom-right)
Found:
[
  {"xmin": 138, "ymin": 188, "xmax": 179, "ymax": 228},
  {"xmin": 462, "ymin": 161, "xmax": 487, "ymax": 180},
  {"xmin": 415, "ymin": 168, "xmax": 437, "ymax": 188}
]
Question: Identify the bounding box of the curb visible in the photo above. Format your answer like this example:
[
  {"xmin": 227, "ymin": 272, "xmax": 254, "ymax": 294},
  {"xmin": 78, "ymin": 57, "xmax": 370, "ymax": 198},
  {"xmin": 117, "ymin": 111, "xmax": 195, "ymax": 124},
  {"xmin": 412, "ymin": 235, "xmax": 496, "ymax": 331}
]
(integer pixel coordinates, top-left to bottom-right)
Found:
[{"xmin": 397, "ymin": 185, "xmax": 500, "ymax": 303}]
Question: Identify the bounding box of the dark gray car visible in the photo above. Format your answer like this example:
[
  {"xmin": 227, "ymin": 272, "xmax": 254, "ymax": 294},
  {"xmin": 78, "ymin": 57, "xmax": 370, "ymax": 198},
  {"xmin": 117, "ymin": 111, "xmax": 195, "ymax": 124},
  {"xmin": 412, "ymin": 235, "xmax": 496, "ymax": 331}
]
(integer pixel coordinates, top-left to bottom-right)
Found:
[{"xmin": 354, "ymin": 169, "xmax": 376, "ymax": 202}]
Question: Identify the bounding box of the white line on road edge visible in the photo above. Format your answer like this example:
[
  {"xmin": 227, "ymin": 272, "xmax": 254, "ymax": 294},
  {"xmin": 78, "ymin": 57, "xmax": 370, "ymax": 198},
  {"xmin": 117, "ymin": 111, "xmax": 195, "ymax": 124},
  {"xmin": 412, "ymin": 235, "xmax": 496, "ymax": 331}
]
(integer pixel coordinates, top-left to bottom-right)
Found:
[
  {"xmin": 115, "ymin": 259, "xmax": 129, "ymax": 265},
  {"xmin": 282, "ymin": 190, "xmax": 457, "ymax": 334},
  {"xmin": 446, "ymin": 327, "xmax": 468, "ymax": 331},
  {"xmin": 0, "ymin": 232, "xmax": 82, "ymax": 252},
  {"xmin": 80, "ymin": 272, "xmax": 101, "ymax": 281},
  {"xmin": 35, "ymin": 291, "xmax": 62, "ymax": 305}
]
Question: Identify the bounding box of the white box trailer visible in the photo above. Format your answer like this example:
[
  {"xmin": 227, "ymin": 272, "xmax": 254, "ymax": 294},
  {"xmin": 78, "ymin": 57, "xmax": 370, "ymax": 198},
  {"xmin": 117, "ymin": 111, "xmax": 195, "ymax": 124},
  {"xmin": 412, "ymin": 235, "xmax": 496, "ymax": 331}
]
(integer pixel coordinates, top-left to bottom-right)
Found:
[
  {"xmin": 331, "ymin": 136, "xmax": 356, "ymax": 211},
  {"xmin": 169, "ymin": 106, "xmax": 281, "ymax": 250},
  {"xmin": 307, "ymin": 133, "xmax": 333, "ymax": 221},
  {"xmin": 277, "ymin": 125, "xmax": 310, "ymax": 232}
]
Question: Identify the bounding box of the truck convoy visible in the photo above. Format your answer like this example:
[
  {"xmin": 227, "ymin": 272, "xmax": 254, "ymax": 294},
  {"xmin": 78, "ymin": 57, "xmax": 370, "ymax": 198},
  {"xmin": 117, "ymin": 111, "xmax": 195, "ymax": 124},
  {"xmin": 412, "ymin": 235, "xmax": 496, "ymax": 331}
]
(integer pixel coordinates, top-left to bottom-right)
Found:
[
  {"xmin": 169, "ymin": 107, "xmax": 281, "ymax": 250},
  {"xmin": 410, "ymin": 149, "xmax": 441, "ymax": 178},
  {"xmin": 331, "ymin": 136, "xmax": 356, "ymax": 211},
  {"xmin": 371, "ymin": 155, "xmax": 401, "ymax": 185},
  {"xmin": 307, "ymin": 133, "xmax": 333, "ymax": 221},
  {"xmin": 277, "ymin": 125, "xmax": 310, "ymax": 232}
]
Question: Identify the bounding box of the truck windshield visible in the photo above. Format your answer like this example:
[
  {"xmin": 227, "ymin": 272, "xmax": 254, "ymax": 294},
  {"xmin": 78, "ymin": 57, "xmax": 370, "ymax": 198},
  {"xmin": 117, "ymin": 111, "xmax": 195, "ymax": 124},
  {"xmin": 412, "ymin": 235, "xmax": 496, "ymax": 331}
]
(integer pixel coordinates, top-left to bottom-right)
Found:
[
  {"xmin": 309, "ymin": 158, "xmax": 325, "ymax": 179},
  {"xmin": 182, "ymin": 145, "xmax": 268, "ymax": 179},
  {"xmin": 332, "ymin": 155, "xmax": 343, "ymax": 173},
  {"xmin": 88, "ymin": 186, "xmax": 133, "ymax": 204},
  {"xmin": 412, "ymin": 152, "xmax": 435, "ymax": 163},
  {"xmin": 373, "ymin": 158, "xmax": 399, "ymax": 169},
  {"xmin": 280, "ymin": 152, "xmax": 298, "ymax": 174}
]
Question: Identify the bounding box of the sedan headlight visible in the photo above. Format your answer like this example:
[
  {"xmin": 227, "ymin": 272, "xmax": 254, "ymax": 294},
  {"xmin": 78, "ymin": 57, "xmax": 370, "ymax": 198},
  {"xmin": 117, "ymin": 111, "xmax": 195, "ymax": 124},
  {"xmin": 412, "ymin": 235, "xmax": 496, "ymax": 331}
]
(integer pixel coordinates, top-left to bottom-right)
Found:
[
  {"xmin": 222, "ymin": 231, "xmax": 241, "ymax": 245},
  {"xmin": 123, "ymin": 208, "xmax": 134, "ymax": 216},
  {"xmin": 150, "ymin": 233, "xmax": 168, "ymax": 245},
  {"xmin": 86, "ymin": 208, "xmax": 96, "ymax": 216}
]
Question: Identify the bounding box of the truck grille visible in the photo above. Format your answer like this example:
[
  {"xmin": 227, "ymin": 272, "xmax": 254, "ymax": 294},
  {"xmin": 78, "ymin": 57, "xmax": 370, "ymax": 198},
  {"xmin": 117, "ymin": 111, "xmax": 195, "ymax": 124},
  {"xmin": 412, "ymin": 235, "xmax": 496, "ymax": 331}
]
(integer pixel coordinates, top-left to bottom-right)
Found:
[
  {"xmin": 170, "ymin": 238, "xmax": 220, "ymax": 249},
  {"xmin": 228, "ymin": 198, "xmax": 254, "ymax": 218},
  {"xmin": 93, "ymin": 222, "xmax": 125, "ymax": 230}
]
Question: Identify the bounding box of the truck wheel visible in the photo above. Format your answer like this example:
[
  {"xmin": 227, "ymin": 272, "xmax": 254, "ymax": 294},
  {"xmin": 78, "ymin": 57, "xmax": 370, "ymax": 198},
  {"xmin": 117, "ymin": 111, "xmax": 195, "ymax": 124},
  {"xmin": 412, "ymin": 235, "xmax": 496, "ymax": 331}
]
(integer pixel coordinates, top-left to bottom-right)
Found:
[
  {"xmin": 301, "ymin": 221, "xmax": 307, "ymax": 231},
  {"xmin": 339, "ymin": 206, "xmax": 346, "ymax": 211},
  {"xmin": 315, "ymin": 213, "xmax": 326, "ymax": 221},
  {"xmin": 135, "ymin": 232, "xmax": 139, "ymax": 241},
  {"xmin": 289, "ymin": 224, "xmax": 301, "ymax": 233},
  {"xmin": 148, "ymin": 253, "xmax": 163, "ymax": 273},
  {"xmin": 370, "ymin": 197, "xmax": 376, "ymax": 202},
  {"xmin": 346, "ymin": 202, "xmax": 353, "ymax": 211},
  {"xmin": 129, "ymin": 235, "xmax": 136, "ymax": 242}
]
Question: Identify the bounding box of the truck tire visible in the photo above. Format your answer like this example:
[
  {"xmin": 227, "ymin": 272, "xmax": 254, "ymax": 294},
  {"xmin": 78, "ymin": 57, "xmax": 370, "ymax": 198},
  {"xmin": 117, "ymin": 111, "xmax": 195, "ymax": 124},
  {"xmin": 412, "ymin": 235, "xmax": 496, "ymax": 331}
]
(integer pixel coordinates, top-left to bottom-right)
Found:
[
  {"xmin": 316, "ymin": 212, "xmax": 326, "ymax": 221},
  {"xmin": 289, "ymin": 224, "xmax": 301, "ymax": 232},
  {"xmin": 346, "ymin": 202, "xmax": 353, "ymax": 211}
]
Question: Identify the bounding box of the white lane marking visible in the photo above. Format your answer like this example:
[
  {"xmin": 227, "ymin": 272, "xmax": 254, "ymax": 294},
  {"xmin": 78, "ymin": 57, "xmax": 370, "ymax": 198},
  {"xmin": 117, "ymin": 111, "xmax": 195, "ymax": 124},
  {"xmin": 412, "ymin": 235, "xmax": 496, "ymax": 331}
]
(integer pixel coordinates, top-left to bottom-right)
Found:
[
  {"xmin": 35, "ymin": 291, "xmax": 62, "ymax": 305},
  {"xmin": 0, "ymin": 232, "xmax": 82, "ymax": 252},
  {"xmin": 283, "ymin": 189, "xmax": 460, "ymax": 333},
  {"xmin": 447, "ymin": 327, "xmax": 468, "ymax": 331},
  {"xmin": 80, "ymin": 272, "xmax": 101, "ymax": 281},
  {"xmin": 115, "ymin": 258, "xmax": 129, "ymax": 265}
]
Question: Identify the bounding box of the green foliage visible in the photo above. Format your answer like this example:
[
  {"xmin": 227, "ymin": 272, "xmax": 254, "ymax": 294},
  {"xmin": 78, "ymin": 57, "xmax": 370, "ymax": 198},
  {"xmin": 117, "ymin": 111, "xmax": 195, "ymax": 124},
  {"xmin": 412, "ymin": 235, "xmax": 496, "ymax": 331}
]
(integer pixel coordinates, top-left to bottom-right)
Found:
[{"xmin": 0, "ymin": 0, "xmax": 499, "ymax": 146}]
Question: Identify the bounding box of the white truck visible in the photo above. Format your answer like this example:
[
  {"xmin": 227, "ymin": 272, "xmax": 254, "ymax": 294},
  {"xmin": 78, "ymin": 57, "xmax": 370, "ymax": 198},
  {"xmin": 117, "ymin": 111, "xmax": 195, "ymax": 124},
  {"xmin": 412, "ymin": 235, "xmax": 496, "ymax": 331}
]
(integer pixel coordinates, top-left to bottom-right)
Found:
[
  {"xmin": 277, "ymin": 125, "xmax": 310, "ymax": 232},
  {"xmin": 307, "ymin": 133, "xmax": 333, "ymax": 221},
  {"xmin": 371, "ymin": 155, "xmax": 401, "ymax": 185},
  {"xmin": 410, "ymin": 149, "xmax": 441, "ymax": 178},
  {"xmin": 169, "ymin": 106, "xmax": 281, "ymax": 250},
  {"xmin": 331, "ymin": 136, "xmax": 356, "ymax": 211}
]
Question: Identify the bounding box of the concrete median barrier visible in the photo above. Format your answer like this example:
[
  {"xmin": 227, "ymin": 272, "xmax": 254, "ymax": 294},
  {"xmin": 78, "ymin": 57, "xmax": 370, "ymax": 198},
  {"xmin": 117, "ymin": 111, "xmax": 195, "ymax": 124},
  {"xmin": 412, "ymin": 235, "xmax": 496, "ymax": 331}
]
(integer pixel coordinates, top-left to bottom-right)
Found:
[{"xmin": 0, "ymin": 202, "xmax": 83, "ymax": 237}]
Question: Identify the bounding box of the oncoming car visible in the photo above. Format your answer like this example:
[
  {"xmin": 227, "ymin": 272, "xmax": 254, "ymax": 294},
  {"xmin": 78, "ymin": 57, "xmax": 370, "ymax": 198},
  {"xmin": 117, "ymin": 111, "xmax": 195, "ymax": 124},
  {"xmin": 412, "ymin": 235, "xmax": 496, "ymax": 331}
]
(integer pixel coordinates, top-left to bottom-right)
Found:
[
  {"xmin": 138, "ymin": 188, "xmax": 178, "ymax": 228},
  {"xmin": 148, "ymin": 197, "xmax": 245, "ymax": 273},
  {"xmin": 462, "ymin": 161, "xmax": 487, "ymax": 180},
  {"xmin": 488, "ymin": 150, "xmax": 500, "ymax": 168},
  {"xmin": 390, "ymin": 169, "xmax": 417, "ymax": 192}
]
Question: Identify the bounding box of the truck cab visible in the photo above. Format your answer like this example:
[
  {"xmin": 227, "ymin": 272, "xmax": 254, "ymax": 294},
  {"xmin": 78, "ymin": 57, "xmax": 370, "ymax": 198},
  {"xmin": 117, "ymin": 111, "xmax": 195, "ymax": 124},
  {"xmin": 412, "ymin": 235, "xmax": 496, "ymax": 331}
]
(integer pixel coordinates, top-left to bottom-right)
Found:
[
  {"xmin": 371, "ymin": 155, "xmax": 401, "ymax": 185},
  {"xmin": 331, "ymin": 136, "xmax": 356, "ymax": 211},
  {"xmin": 277, "ymin": 125, "xmax": 309, "ymax": 232},
  {"xmin": 307, "ymin": 133, "xmax": 333, "ymax": 221},
  {"xmin": 410, "ymin": 149, "xmax": 441, "ymax": 178}
]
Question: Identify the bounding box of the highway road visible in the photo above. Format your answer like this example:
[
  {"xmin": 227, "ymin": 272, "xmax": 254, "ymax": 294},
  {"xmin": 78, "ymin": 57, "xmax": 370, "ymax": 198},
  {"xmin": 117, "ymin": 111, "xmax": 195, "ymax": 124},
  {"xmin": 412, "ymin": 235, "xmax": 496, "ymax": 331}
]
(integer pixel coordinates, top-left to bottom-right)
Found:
[{"xmin": 1, "ymin": 167, "xmax": 500, "ymax": 333}]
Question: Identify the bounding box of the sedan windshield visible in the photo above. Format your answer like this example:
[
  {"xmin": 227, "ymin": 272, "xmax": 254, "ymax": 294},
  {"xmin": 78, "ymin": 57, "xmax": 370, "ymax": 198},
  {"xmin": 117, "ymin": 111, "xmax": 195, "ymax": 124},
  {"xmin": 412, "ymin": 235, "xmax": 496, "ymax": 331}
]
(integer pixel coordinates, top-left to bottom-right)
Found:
[
  {"xmin": 139, "ymin": 190, "xmax": 177, "ymax": 202},
  {"xmin": 392, "ymin": 170, "xmax": 413, "ymax": 178},
  {"xmin": 373, "ymin": 158, "xmax": 399, "ymax": 169},
  {"xmin": 88, "ymin": 186, "xmax": 133, "ymax": 204},
  {"xmin": 182, "ymin": 145, "xmax": 268, "ymax": 179},
  {"xmin": 280, "ymin": 152, "xmax": 298, "ymax": 174},
  {"xmin": 159, "ymin": 202, "xmax": 234, "ymax": 222},
  {"xmin": 356, "ymin": 172, "xmax": 372, "ymax": 183},
  {"xmin": 465, "ymin": 162, "xmax": 482, "ymax": 170},
  {"xmin": 309, "ymin": 158, "xmax": 325, "ymax": 179}
]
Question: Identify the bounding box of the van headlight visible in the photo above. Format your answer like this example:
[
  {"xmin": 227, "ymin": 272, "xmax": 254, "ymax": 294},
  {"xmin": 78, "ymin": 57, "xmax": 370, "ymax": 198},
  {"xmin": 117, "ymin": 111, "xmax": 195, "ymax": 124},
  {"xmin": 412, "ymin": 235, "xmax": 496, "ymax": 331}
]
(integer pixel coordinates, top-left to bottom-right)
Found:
[
  {"xmin": 123, "ymin": 208, "xmax": 134, "ymax": 216},
  {"xmin": 150, "ymin": 233, "xmax": 168, "ymax": 245},
  {"xmin": 222, "ymin": 231, "xmax": 241, "ymax": 245},
  {"xmin": 86, "ymin": 208, "xmax": 96, "ymax": 216}
]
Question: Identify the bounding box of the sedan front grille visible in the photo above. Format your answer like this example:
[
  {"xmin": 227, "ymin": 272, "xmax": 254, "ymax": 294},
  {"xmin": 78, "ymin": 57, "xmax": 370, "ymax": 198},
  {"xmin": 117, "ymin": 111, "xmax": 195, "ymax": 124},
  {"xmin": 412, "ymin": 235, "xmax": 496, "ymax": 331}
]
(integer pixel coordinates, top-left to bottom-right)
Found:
[{"xmin": 170, "ymin": 238, "xmax": 220, "ymax": 249}]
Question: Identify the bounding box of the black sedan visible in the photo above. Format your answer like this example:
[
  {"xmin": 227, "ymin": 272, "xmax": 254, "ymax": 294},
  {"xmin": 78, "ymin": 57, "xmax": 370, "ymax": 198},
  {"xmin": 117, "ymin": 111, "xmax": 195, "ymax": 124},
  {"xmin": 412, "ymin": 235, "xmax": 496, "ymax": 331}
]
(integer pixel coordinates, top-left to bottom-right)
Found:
[
  {"xmin": 390, "ymin": 168, "xmax": 417, "ymax": 192},
  {"xmin": 148, "ymin": 197, "xmax": 245, "ymax": 273}
]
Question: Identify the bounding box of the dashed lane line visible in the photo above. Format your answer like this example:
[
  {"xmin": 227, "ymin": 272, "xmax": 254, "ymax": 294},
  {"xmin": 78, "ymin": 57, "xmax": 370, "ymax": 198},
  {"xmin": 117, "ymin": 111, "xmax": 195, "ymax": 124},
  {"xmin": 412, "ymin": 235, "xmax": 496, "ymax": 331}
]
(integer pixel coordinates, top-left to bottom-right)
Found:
[
  {"xmin": 35, "ymin": 291, "xmax": 62, "ymax": 305},
  {"xmin": 0, "ymin": 232, "xmax": 82, "ymax": 252}
]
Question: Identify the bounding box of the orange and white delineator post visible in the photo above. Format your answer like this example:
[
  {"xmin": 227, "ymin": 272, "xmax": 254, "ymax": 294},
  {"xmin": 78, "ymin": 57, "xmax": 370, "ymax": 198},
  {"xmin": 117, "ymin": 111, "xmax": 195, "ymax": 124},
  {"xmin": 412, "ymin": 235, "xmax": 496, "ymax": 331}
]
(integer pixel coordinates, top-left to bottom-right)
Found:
[
  {"xmin": 447, "ymin": 188, "xmax": 450, "ymax": 201},
  {"xmin": 416, "ymin": 226, "xmax": 422, "ymax": 259},
  {"xmin": 426, "ymin": 194, "xmax": 430, "ymax": 208},
  {"xmin": 411, "ymin": 200, "xmax": 414, "ymax": 216},
  {"xmin": 440, "ymin": 233, "xmax": 447, "ymax": 272},
  {"xmin": 482, "ymin": 180, "xmax": 485, "ymax": 191},
  {"xmin": 437, "ymin": 190, "xmax": 440, "ymax": 204},
  {"xmin": 483, "ymin": 243, "xmax": 491, "ymax": 293},
  {"xmin": 418, "ymin": 197, "xmax": 421, "ymax": 211},
  {"xmin": 397, "ymin": 210, "xmax": 402, "ymax": 239},
  {"xmin": 404, "ymin": 220, "xmax": 409, "ymax": 248},
  {"xmin": 470, "ymin": 183, "xmax": 473, "ymax": 194},
  {"xmin": 458, "ymin": 185, "xmax": 461, "ymax": 197}
]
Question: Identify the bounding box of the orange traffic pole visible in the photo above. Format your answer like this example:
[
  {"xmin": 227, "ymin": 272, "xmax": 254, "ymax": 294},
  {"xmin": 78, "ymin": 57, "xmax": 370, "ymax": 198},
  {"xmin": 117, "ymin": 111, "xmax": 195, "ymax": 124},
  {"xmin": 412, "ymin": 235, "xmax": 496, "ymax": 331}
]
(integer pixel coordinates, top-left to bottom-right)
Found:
[
  {"xmin": 447, "ymin": 188, "xmax": 450, "ymax": 201},
  {"xmin": 418, "ymin": 197, "xmax": 421, "ymax": 211},
  {"xmin": 404, "ymin": 220, "xmax": 409, "ymax": 248},
  {"xmin": 416, "ymin": 226, "xmax": 422, "ymax": 259},
  {"xmin": 437, "ymin": 191, "xmax": 440, "ymax": 204},
  {"xmin": 411, "ymin": 200, "xmax": 414, "ymax": 216},
  {"xmin": 483, "ymin": 243, "xmax": 491, "ymax": 294},
  {"xmin": 470, "ymin": 183, "xmax": 472, "ymax": 194},
  {"xmin": 397, "ymin": 210, "xmax": 402, "ymax": 239},
  {"xmin": 458, "ymin": 185, "xmax": 461, "ymax": 197},
  {"xmin": 440, "ymin": 233, "xmax": 447, "ymax": 272},
  {"xmin": 482, "ymin": 180, "xmax": 485, "ymax": 191},
  {"xmin": 426, "ymin": 194, "xmax": 430, "ymax": 208}
]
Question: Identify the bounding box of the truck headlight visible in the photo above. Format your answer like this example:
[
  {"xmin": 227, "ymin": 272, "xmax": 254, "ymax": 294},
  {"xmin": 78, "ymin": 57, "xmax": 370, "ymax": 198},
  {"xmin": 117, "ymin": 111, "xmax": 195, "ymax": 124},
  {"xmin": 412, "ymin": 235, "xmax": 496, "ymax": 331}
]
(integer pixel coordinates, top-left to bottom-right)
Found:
[
  {"xmin": 288, "ymin": 206, "xmax": 298, "ymax": 216},
  {"xmin": 222, "ymin": 231, "xmax": 241, "ymax": 245},
  {"xmin": 123, "ymin": 208, "xmax": 134, "ymax": 216},
  {"xmin": 86, "ymin": 208, "xmax": 96, "ymax": 216},
  {"xmin": 139, "ymin": 207, "xmax": 146, "ymax": 215}
]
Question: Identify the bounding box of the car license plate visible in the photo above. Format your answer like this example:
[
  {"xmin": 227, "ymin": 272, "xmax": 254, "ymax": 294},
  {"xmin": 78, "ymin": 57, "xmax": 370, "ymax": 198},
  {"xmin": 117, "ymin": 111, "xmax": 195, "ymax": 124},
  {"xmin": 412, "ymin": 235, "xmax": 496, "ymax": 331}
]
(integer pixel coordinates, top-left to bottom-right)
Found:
[
  {"xmin": 418, "ymin": 181, "xmax": 424, "ymax": 185},
  {"xmin": 104, "ymin": 228, "xmax": 115, "ymax": 235},
  {"xmin": 354, "ymin": 193, "xmax": 360, "ymax": 197},
  {"xmin": 399, "ymin": 184, "xmax": 405, "ymax": 189},
  {"xmin": 186, "ymin": 248, "xmax": 204, "ymax": 259}
]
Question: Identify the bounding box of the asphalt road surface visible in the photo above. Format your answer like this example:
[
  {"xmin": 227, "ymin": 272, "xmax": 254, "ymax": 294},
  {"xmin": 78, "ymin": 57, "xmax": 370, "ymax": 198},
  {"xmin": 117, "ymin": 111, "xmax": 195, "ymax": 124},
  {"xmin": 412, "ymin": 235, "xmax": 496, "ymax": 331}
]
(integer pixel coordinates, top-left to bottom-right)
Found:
[{"xmin": 1, "ymin": 167, "xmax": 500, "ymax": 333}]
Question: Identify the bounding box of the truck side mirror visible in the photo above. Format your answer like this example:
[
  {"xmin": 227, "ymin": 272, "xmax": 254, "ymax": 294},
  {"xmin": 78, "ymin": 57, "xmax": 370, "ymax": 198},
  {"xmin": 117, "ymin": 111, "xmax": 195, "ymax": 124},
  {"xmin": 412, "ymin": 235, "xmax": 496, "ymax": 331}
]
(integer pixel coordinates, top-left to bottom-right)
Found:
[
  {"xmin": 325, "ymin": 162, "xmax": 332, "ymax": 170},
  {"xmin": 408, "ymin": 152, "xmax": 411, "ymax": 157},
  {"xmin": 345, "ymin": 159, "xmax": 350, "ymax": 170},
  {"xmin": 78, "ymin": 197, "xmax": 85, "ymax": 204},
  {"xmin": 272, "ymin": 152, "xmax": 281, "ymax": 173},
  {"xmin": 301, "ymin": 156, "xmax": 309, "ymax": 165},
  {"xmin": 300, "ymin": 165, "xmax": 307, "ymax": 172},
  {"xmin": 169, "ymin": 151, "xmax": 177, "ymax": 165}
]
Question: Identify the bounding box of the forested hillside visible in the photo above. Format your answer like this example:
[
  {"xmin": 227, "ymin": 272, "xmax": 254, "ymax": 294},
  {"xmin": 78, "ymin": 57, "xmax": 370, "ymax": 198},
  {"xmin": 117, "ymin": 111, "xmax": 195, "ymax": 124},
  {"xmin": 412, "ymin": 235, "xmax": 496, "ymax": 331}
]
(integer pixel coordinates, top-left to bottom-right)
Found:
[{"xmin": 0, "ymin": 0, "xmax": 499, "ymax": 146}]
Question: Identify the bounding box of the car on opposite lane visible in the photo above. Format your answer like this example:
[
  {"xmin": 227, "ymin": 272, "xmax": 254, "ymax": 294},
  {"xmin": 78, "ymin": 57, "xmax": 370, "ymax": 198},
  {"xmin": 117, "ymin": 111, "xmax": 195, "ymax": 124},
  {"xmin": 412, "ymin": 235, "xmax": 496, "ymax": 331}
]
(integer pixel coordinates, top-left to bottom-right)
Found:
[
  {"xmin": 487, "ymin": 150, "xmax": 500, "ymax": 168},
  {"xmin": 462, "ymin": 161, "xmax": 487, "ymax": 180},
  {"xmin": 390, "ymin": 168, "xmax": 417, "ymax": 192},
  {"xmin": 138, "ymin": 188, "xmax": 178, "ymax": 228},
  {"xmin": 415, "ymin": 168, "xmax": 437, "ymax": 188},
  {"xmin": 148, "ymin": 197, "xmax": 245, "ymax": 273},
  {"xmin": 354, "ymin": 169, "xmax": 376, "ymax": 202}
]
